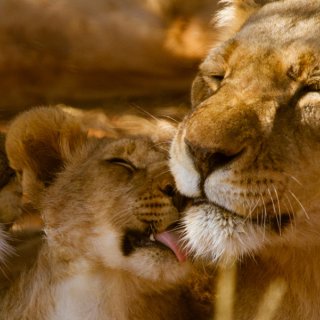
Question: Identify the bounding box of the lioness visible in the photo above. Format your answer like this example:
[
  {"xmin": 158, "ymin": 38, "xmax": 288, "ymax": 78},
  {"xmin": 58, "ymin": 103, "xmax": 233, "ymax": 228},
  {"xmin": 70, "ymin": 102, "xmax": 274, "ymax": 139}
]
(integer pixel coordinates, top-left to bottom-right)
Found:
[
  {"xmin": 0, "ymin": 107, "xmax": 208, "ymax": 320},
  {"xmin": 170, "ymin": 0, "xmax": 320, "ymax": 319}
]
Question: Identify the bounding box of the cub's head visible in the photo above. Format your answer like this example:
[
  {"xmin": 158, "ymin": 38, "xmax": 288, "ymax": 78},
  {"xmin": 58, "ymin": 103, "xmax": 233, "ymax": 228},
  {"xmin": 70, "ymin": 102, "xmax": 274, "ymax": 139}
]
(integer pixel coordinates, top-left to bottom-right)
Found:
[
  {"xmin": 6, "ymin": 107, "xmax": 189, "ymax": 287},
  {"xmin": 170, "ymin": 0, "xmax": 320, "ymax": 263}
]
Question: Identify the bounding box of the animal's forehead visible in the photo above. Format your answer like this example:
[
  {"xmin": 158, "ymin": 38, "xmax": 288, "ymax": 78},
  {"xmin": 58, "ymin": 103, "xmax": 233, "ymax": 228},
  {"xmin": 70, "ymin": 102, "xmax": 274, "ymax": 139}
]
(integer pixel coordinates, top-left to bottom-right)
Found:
[
  {"xmin": 201, "ymin": 0, "xmax": 320, "ymax": 72},
  {"xmin": 97, "ymin": 137, "xmax": 167, "ymax": 166},
  {"xmin": 202, "ymin": 37, "xmax": 318, "ymax": 83},
  {"xmin": 238, "ymin": 0, "xmax": 320, "ymax": 45}
]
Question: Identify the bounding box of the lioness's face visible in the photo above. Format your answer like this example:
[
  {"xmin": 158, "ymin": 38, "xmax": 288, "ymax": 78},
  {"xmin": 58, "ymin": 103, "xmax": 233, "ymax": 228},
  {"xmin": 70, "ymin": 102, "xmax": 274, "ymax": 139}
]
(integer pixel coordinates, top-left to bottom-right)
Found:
[
  {"xmin": 44, "ymin": 137, "xmax": 189, "ymax": 285},
  {"xmin": 170, "ymin": 1, "xmax": 320, "ymax": 263}
]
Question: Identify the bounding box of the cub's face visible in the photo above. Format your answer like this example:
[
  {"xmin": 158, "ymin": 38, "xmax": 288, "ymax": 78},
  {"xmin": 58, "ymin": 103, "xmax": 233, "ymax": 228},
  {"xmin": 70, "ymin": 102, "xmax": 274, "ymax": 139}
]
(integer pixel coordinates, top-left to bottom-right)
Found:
[
  {"xmin": 170, "ymin": 0, "xmax": 320, "ymax": 263},
  {"xmin": 44, "ymin": 137, "xmax": 189, "ymax": 285}
]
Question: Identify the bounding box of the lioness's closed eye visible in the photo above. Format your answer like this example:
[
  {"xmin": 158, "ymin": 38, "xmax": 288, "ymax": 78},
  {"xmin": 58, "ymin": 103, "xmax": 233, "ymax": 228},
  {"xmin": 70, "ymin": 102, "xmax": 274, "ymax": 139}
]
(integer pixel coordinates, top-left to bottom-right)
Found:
[{"xmin": 0, "ymin": 106, "xmax": 213, "ymax": 320}]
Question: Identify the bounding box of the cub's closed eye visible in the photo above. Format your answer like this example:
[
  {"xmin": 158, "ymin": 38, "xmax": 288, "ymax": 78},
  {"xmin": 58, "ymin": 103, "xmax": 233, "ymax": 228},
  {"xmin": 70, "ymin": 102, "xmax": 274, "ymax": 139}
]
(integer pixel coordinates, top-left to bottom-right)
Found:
[
  {"xmin": 106, "ymin": 158, "xmax": 136, "ymax": 172},
  {"xmin": 209, "ymin": 74, "xmax": 224, "ymax": 82}
]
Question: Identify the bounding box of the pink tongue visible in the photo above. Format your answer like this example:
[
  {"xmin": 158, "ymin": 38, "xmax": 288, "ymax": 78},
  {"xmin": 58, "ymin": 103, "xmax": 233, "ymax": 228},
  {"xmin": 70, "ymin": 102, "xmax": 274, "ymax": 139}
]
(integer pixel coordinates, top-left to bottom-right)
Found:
[{"xmin": 154, "ymin": 231, "xmax": 187, "ymax": 263}]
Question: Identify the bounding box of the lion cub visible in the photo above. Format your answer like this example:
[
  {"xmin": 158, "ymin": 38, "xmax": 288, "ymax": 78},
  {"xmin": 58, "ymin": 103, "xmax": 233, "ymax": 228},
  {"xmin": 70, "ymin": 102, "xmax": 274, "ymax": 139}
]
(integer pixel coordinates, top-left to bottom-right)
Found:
[{"xmin": 0, "ymin": 107, "xmax": 198, "ymax": 320}]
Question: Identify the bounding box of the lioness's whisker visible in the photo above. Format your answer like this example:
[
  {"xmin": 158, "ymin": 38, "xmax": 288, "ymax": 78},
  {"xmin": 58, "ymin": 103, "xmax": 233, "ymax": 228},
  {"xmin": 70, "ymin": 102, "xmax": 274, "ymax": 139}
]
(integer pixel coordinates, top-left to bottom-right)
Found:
[
  {"xmin": 288, "ymin": 190, "xmax": 310, "ymax": 220},
  {"xmin": 283, "ymin": 196, "xmax": 296, "ymax": 232},
  {"xmin": 268, "ymin": 187, "xmax": 282, "ymax": 235},
  {"xmin": 267, "ymin": 188, "xmax": 277, "ymax": 217},
  {"xmin": 282, "ymin": 172, "xmax": 303, "ymax": 187},
  {"xmin": 261, "ymin": 193, "xmax": 268, "ymax": 238}
]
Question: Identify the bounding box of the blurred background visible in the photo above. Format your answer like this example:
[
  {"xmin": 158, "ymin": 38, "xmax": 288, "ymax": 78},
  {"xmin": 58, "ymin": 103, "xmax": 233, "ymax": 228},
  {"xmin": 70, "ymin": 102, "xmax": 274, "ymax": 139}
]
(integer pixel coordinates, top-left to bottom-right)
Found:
[{"xmin": 0, "ymin": 0, "xmax": 220, "ymax": 123}]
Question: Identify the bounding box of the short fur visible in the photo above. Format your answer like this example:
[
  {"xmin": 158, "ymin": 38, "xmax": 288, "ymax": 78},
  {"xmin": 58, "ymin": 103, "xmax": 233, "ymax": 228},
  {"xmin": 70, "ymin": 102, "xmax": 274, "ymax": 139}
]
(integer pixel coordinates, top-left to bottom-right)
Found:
[
  {"xmin": 170, "ymin": 1, "xmax": 320, "ymax": 319},
  {"xmin": 1, "ymin": 107, "xmax": 210, "ymax": 320}
]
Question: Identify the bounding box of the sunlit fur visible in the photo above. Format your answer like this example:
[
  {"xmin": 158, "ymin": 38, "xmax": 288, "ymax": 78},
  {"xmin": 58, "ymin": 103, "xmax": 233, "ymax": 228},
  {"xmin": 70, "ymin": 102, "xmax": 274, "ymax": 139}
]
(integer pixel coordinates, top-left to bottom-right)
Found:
[
  {"xmin": 0, "ymin": 107, "xmax": 202, "ymax": 320},
  {"xmin": 170, "ymin": 0, "xmax": 320, "ymax": 319}
]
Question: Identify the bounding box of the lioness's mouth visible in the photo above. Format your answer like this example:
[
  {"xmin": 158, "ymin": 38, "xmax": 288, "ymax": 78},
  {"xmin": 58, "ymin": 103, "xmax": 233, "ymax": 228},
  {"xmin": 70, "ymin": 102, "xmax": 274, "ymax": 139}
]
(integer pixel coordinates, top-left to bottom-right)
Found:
[
  {"xmin": 122, "ymin": 225, "xmax": 187, "ymax": 262},
  {"xmin": 193, "ymin": 199, "xmax": 292, "ymax": 234}
]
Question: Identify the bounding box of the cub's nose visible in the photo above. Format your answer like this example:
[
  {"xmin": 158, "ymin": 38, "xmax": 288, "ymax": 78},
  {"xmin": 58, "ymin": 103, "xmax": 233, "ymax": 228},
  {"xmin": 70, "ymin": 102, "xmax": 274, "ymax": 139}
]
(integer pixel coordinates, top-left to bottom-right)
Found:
[
  {"xmin": 185, "ymin": 140, "xmax": 244, "ymax": 179},
  {"xmin": 158, "ymin": 175, "xmax": 189, "ymax": 212},
  {"xmin": 159, "ymin": 181, "xmax": 175, "ymax": 197}
]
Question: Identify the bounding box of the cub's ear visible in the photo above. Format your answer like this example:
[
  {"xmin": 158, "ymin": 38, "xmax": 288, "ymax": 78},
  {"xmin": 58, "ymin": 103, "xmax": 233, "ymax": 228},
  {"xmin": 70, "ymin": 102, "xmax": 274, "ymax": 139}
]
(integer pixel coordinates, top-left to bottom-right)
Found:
[
  {"xmin": 5, "ymin": 106, "xmax": 87, "ymax": 206},
  {"xmin": 111, "ymin": 114, "xmax": 177, "ymax": 144},
  {"xmin": 215, "ymin": 0, "xmax": 278, "ymax": 41}
]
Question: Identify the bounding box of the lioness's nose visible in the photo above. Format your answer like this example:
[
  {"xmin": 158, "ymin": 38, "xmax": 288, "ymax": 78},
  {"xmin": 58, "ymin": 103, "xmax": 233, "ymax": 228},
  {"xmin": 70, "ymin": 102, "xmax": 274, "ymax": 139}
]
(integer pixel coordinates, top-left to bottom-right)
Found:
[
  {"xmin": 184, "ymin": 102, "xmax": 261, "ymax": 179},
  {"xmin": 186, "ymin": 141, "xmax": 244, "ymax": 178}
]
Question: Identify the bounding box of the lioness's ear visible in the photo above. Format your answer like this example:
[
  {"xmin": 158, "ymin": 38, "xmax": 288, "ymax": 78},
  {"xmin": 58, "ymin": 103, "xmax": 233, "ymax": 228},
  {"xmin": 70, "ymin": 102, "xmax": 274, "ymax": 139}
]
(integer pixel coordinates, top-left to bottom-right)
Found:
[
  {"xmin": 215, "ymin": 0, "xmax": 278, "ymax": 41},
  {"xmin": 5, "ymin": 106, "xmax": 87, "ymax": 206}
]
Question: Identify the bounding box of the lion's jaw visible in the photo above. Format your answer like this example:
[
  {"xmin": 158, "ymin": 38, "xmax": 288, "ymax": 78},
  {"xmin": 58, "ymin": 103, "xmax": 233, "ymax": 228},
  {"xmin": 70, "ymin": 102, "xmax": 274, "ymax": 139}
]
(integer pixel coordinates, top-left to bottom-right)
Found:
[{"xmin": 170, "ymin": 0, "xmax": 320, "ymax": 264}]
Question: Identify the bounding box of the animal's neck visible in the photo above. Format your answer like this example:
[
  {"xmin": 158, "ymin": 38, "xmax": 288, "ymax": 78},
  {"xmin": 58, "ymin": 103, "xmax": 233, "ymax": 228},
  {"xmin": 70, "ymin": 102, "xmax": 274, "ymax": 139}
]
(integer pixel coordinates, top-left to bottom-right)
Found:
[
  {"xmin": 0, "ymin": 243, "xmax": 157, "ymax": 320},
  {"xmin": 47, "ymin": 248, "xmax": 165, "ymax": 320},
  {"xmin": 234, "ymin": 242, "xmax": 320, "ymax": 320},
  {"xmin": 263, "ymin": 205, "xmax": 320, "ymax": 288},
  {"xmin": 50, "ymin": 258, "xmax": 189, "ymax": 320},
  {"xmin": 263, "ymin": 242, "xmax": 320, "ymax": 291},
  {"xmin": 51, "ymin": 267, "xmax": 136, "ymax": 320}
]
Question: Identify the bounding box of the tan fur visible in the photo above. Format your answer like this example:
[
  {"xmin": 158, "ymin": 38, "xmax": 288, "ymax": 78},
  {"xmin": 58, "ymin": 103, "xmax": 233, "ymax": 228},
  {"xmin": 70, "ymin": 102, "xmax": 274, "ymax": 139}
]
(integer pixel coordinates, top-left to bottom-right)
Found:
[
  {"xmin": 170, "ymin": 0, "xmax": 320, "ymax": 319},
  {"xmin": 1, "ymin": 106, "xmax": 211, "ymax": 320}
]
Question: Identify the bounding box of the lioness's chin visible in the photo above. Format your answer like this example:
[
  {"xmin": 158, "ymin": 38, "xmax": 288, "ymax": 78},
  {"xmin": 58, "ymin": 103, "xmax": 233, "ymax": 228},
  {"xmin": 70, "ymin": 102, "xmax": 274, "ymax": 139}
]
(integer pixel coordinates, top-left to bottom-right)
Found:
[{"xmin": 182, "ymin": 203, "xmax": 290, "ymax": 264}]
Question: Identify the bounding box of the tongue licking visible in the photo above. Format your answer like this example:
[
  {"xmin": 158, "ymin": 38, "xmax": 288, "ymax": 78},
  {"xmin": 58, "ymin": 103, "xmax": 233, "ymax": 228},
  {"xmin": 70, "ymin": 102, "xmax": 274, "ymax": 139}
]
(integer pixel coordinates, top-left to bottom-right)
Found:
[{"xmin": 154, "ymin": 231, "xmax": 187, "ymax": 263}]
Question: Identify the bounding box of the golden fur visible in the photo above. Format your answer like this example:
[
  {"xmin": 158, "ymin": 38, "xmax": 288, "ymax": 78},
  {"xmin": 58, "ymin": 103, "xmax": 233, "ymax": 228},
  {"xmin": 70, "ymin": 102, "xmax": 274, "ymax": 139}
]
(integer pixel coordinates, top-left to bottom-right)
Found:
[
  {"xmin": 170, "ymin": 0, "xmax": 320, "ymax": 319},
  {"xmin": 1, "ymin": 106, "xmax": 211, "ymax": 320}
]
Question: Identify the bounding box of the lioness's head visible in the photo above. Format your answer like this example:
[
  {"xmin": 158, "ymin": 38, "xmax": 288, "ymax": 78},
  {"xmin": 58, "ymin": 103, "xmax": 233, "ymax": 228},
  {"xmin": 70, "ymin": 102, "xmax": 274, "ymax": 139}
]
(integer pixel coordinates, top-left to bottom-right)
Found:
[
  {"xmin": 6, "ymin": 107, "xmax": 189, "ymax": 287},
  {"xmin": 170, "ymin": 0, "xmax": 320, "ymax": 263}
]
